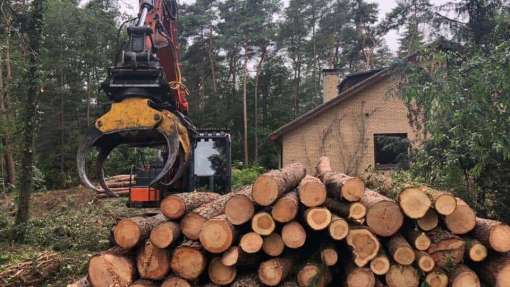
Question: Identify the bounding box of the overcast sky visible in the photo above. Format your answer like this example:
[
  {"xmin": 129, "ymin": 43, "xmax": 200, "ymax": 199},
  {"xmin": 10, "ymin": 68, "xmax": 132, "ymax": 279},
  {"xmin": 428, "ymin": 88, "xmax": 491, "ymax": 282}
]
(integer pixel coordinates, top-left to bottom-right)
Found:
[{"xmin": 96, "ymin": 0, "xmax": 450, "ymax": 53}]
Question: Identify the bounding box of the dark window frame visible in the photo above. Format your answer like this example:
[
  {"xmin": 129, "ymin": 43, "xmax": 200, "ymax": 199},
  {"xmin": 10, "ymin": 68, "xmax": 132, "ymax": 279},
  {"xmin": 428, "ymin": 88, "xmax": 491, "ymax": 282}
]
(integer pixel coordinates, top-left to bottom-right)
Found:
[{"xmin": 373, "ymin": 133, "xmax": 409, "ymax": 170}]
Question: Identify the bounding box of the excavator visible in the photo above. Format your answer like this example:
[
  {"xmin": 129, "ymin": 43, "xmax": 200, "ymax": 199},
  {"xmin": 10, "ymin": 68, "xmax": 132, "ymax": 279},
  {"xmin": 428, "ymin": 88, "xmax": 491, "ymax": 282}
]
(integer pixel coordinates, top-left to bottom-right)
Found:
[{"xmin": 77, "ymin": 0, "xmax": 231, "ymax": 207}]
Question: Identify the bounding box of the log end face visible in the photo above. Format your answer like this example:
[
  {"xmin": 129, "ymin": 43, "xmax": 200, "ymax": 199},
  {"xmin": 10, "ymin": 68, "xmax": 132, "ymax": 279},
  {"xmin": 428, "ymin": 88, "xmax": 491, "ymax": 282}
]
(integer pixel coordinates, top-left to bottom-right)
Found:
[
  {"xmin": 434, "ymin": 194, "xmax": 457, "ymax": 216},
  {"xmin": 370, "ymin": 256, "xmax": 390, "ymax": 275},
  {"xmin": 137, "ymin": 243, "xmax": 171, "ymax": 280},
  {"xmin": 346, "ymin": 267, "xmax": 375, "ymax": 287},
  {"xmin": 272, "ymin": 195, "xmax": 298, "ymax": 223},
  {"xmin": 150, "ymin": 223, "xmax": 175, "ymax": 249},
  {"xmin": 297, "ymin": 264, "xmax": 321, "ymax": 287},
  {"xmin": 170, "ymin": 246, "xmax": 206, "ymax": 280},
  {"xmin": 200, "ymin": 219, "xmax": 234, "ymax": 253},
  {"xmin": 208, "ymin": 257, "xmax": 237, "ymax": 285},
  {"xmin": 490, "ymin": 224, "xmax": 510, "ymax": 252},
  {"xmin": 160, "ymin": 196, "xmax": 186, "ymax": 219},
  {"xmin": 321, "ymin": 248, "xmax": 338, "ymax": 266},
  {"xmin": 306, "ymin": 207, "xmax": 332, "ymax": 231},
  {"xmin": 445, "ymin": 205, "xmax": 476, "ymax": 235},
  {"xmin": 252, "ymin": 212, "xmax": 276, "ymax": 236},
  {"xmin": 347, "ymin": 229, "xmax": 380, "ymax": 267},
  {"xmin": 385, "ymin": 265, "xmax": 419, "ymax": 287},
  {"xmin": 417, "ymin": 256, "xmax": 435, "ymax": 272},
  {"xmin": 88, "ymin": 254, "xmax": 134, "ymax": 287},
  {"xmin": 329, "ymin": 217, "xmax": 349, "ymax": 240},
  {"xmin": 399, "ymin": 187, "xmax": 431, "ymax": 219},
  {"xmin": 496, "ymin": 263, "xmax": 510, "ymax": 287},
  {"xmin": 161, "ymin": 276, "xmax": 191, "ymax": 287},
  {"xmin": 262, "ymin": 233, "xmax": 285, "ymax": 257},
  {"xmin": 417, "ymin": 209, "xmax": 439, "ymax": 231},
  {"xmin": 451, "ymin": 272, "xmax": 480, "ymax": 287},
  {"xmin": 366, "ymin": 201, "xmax": 403, "ymax": 237},
  {"xmin": 425, "ymin": 271, "xmax": 448, "ymax": 287},
  {"xmin": 252, "ymin": 176, "xmax": 279, "ymax": 206},
  {"xmin": 469, "ymin": 243, "xmax": 488, "ymax": 262},
  {"xmin": 240, "ymin": 232, "xmax": 264, "ymax": 254},
  {"xmin": 181, "ymin": 213, "xmax": 206, "ymax": 241},
  {"xmin": 258, "ymin": 259, "xmax": 284, "ymax": 286},
  {"xmin": 349, "ymin": 202, "xmax": 367, "ymax": 220},
  {"xmin": 225, "ymin": 195, "xmax": 255, "ymax": 225},
  {"xmin": 114, "ymin": 219, "xmax": 141, "ymax": 249},
  {"xmin": 415, "ymin": 234, "xmax": 431, "ymax": 251},
  {"xmin": 298, "ymin": 180, "xmax": 327, "ymax": 207},
  {"xmin": 342, "ymin": 178, "xmax": 365, "ymax": 202},
  {"xmin": 394, "ymin": 247, "xmax": 415, "ymax": 266},
  {"xmin": 282, "ymin": 221, "xmax": 306, "ymax": 249}
]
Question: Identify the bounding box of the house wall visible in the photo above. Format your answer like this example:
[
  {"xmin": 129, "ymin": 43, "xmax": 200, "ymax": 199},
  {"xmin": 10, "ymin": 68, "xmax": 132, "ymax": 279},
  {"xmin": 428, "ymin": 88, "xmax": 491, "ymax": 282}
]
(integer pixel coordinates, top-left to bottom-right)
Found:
[{"xmin": 281, "ymin": 77, "xmax": 421, "ymax": 175}]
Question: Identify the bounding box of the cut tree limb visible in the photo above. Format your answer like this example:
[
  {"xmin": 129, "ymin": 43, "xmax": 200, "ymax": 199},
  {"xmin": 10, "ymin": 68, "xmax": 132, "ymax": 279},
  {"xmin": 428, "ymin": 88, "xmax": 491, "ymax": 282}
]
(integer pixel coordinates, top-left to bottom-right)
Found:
[
  {"xmin": 252, "ymin": 163, "xmax": 306, "ymax": 206},
  {"xmin": 160, "ymin": 192, "xmax": 221, "ymax": 220},
  {"xmin": 316, "ymin": 156, "xmax": 364, "ymax": 202},
  {"xmin": 346, "ymin": 226, "xmax": 380, "ymax": 267},
  {"xmin": 472, "ymin": 217, "xmax": 510, "ymax": 253},
  {"xmin": 361, "ymin": 189, "xmax": 403, "ymax": 237}
]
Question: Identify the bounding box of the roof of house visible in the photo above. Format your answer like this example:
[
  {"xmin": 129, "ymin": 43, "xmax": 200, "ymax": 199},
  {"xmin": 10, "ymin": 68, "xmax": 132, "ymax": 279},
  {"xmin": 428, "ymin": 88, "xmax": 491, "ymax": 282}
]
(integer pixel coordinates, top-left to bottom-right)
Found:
[{"xmin": 269, "ymin": 67, "xmax": 393, "ymax": 142}]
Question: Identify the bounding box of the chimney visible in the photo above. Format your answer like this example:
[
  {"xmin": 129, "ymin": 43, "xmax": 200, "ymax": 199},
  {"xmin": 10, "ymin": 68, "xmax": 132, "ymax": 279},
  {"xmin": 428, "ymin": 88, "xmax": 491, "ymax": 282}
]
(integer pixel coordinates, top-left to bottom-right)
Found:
[{"xmin": 322, "ymin": 69, "xmax": 339, "ymax": 103}]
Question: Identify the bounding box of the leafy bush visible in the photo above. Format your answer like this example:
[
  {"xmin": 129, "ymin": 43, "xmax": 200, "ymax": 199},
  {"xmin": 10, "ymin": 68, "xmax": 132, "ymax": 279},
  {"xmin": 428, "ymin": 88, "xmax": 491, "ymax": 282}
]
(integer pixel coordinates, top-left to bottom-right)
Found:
[{"xmin": 232, "ymin": 165, "xmax": 264, "ymax": 189}]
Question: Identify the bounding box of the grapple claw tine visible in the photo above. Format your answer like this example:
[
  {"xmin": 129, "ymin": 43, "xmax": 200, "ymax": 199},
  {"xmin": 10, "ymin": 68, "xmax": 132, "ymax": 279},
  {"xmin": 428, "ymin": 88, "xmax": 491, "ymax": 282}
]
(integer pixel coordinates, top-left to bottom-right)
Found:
[
  {"xmin": 150, "ymin": 125, "xmax": 180, "ymax": 187},
  {"xmin": 77, "ymin": 128, "xmax": 104, "ymax": 193},
  {"xmin": 96, "ymin": 144, "xmax": 120, "ymax": 198}
]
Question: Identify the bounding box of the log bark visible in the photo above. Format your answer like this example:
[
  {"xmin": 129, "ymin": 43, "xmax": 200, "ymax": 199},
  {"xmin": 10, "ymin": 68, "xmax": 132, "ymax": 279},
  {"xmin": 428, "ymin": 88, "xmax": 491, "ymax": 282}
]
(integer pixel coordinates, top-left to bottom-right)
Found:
[
  {"xmin": 361, "ymin": 189, "xmax": 403, "ymax": 237},
  {"xmin": 161, "ymin": 192, "xmax": 221, "ymax": 220},
  {"xmin": 297, "ymin": 263, "xmax": 331, "ymax": 287},
  {"xmin": 181, "ymin": 186, "xmax": 251, "ymax": 240},
  {"xmin": 328, "ymin": 215, "xmax": 349, "ymax": 240},
  {"xmin": 297, "ymin": 175, "xmax": 327, "ymax": 207},
  {"xmin": 239, "ymin": 232, "xmax": 263, "ymax": 254},
  {"xmin": 472, "ymin": 217, "xmax": 510, "ymax": 252},
  {"xmin": 398, "ymin": 186, "xmax": 432, "ymax": 219},
  {"xmin": 161, "ymin": 276, "xmax": 191, "ymax": 287},
  {"xmin": 252, "ymin": 163, "xmax": 306, "ymax": 206},
  {"xmin": 324, "ymin": 199, "xmax": 366, "ymax": 220},
  {"xmin": 225, "ymin": 193, "xmax": 255, "ymax": 225},
  {"xmin": 258, "ymin": 257, "xmax": 293, "ymax": 286},
  {"xmin": 422, "ymin": 187, "xmax": 457, "ymax": 216},
  {"xmin": 345, "ymin": 266, "xmax": 375, "ymax": 287},
  {"xmin": 474, "ymin": 254, "xmax": 510, "ymax": 287},
  {"xmin": 346, "ymin": 226, "xmax": 380, "ymax": 267},
  {"xmin": 251, "ymin": 212, "xmax": 275, "ymax": 236},
  {"xmin": 415, "ymin": 251, "xmax": 435, "ymax": 272},
  {"xmin": 316, "ymin": 156, "xmax": 364, "ymax": 202},
  {"xmin": 67, "ymin": 276, "xmax": 89, "ymax": 287},
  {"xmin": 417, "ymin": 209, "xmax": 439, "ymax": 231},
  {"xmin": 465, "ymin": 238, "xmax": 488, "ymax": 262},
  {"xmin": 449, "ymin": 264, "xmax": 480, "ymax": 287},
  {"xmin": 425, "ymin": 269, "xmax": 449, "ymax": 287},
  {"xmin": 387, "ymin": 234, "xmax": 415, "ymax": 266},
  {"xmin": 199, "ymin": 214, "xmax": 236, "ymax": 253},
  {"xmin": 136, "ymin": 241, "xmax": 171, "ymax": 280},
  {"xmin": 369, "ymin": 249, "xmax": 390, "ymax": 276},
  {"xmin": 262, "ymin": 233, "xmax": 285, "ymax": 257},
  {"xmin": 131, "ymin": 280, "xmax": 158, "ymax": 287},
  {"xmin": 444, "ymin": 198, "xmax": 476, "ymax": 235},
  {"xmin": 384, "ymin": 265, "xmax": 419, "ymax": 287},
  {"xmin": 271, "ymin": 191, "xmax": 299, "ymax": 223},
  {"xmin": 304, "ymin": 207, "xmax": 332, "ymax": 231},
  {"xmin": 403, "ymin": 228, "xmax": 431, "ymax": 251},
  {"xmin": 281, "ymin": 221, "xmax": 306, "ymax": 249},
  {"xmin": 149, "ymin": 221, "xmax": 181, "ymax": 249},
  {"xmin": 88, "ymin": 248, "xmax": 135, "ymax": 287},
  {"xmin": 170, "ymin": 240, "xmax": 206, "ymax": 280},
  {"xmin": 426, "ymin": 228, "xmax": 465, "ymax": 268},
  {"xmin": 208, "ymin": 257, "xmax": 237, "ymax": 285},
  {"xmin": 114, "ymin": 214, "xmax": 167, "ymax": 249}
]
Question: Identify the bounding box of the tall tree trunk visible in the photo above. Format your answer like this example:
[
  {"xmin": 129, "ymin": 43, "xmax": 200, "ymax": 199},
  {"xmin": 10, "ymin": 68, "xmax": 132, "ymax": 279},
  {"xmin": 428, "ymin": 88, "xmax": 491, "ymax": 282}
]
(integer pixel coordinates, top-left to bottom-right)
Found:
[
  {"xmin": 207, "ymin": 28, "xmax": 218, "ymax": 95},
  {"xmin": 60, "ymin": 70, "xmax": 65, "ymax": 178},
  {"xmin": 294, "ymin": 60, "xmax": 301, "ymax": 118},
  {"xmin": 15, "ymin": 0, "xmax": 46, "ymax": 234},
  {"xmin": 253, "ymin": 48, "xmax": 267, "ymax": 164},
  {"xmin": 242, "ymin": 53, "xmax": 249, "ymax": 165},
  {"xmin": 86, "ymin": 72, "xmax": 91, "ymax": 126}
]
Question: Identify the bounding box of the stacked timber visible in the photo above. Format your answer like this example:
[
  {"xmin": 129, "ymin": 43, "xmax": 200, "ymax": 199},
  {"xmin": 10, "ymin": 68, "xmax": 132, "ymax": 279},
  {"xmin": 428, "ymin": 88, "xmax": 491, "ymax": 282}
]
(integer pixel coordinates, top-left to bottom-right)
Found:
[
  {"xmin": 69, "ymin": 158, "xmax": 510, "ymax": 287},
  {"xmin": 96, "ymin": 174, "xmax": 136, "ymax": 198}
]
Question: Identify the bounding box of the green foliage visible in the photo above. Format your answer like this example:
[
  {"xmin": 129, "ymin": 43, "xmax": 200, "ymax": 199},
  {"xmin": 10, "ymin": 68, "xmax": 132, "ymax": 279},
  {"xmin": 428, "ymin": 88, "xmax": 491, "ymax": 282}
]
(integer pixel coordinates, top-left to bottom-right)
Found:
[{"xmin": 232, "ymin": 165, "xmax": 264, "ymax": 189}]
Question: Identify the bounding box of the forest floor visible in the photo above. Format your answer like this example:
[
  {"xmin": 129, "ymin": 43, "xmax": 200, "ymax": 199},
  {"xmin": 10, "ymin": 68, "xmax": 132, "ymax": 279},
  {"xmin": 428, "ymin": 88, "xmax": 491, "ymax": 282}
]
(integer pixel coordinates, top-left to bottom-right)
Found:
[{"xmin": 0, "ymin": 187, "xmax": 152, "ymax": 286}]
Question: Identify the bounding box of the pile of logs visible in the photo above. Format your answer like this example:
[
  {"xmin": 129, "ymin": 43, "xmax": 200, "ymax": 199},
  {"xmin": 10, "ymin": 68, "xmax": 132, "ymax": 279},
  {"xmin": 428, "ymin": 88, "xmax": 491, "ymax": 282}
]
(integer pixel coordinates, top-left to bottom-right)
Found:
[
  {"xmin": 69, "ymin": 157, "xmax": 510, "ymax": 287},
  {"xmin": 96, "ymin": 175, "xmax": 135, "ymax": 198}
]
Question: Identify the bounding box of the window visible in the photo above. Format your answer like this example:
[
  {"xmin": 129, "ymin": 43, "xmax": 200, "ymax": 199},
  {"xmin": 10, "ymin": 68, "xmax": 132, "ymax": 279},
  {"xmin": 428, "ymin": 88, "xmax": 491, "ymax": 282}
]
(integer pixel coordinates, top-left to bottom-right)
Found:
[{"xmin": 374, "ymin": 133, "xmax": 410, "ymax": 169}]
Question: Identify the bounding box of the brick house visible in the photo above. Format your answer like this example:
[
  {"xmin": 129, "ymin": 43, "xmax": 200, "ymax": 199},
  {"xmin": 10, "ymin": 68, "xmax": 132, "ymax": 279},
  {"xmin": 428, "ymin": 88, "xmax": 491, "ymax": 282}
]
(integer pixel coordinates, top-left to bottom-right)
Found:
[{"xmin": 269, "ymin": 67, "xmax": 424, "ymax": 175}]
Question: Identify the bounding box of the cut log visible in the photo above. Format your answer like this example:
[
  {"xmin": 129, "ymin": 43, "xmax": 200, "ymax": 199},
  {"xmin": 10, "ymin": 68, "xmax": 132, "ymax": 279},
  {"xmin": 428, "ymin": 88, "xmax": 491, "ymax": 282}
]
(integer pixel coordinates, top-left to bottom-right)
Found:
[
  {"xmin": 239, "ymin": 232, "xmax": 263, "ymax": 254},
  {"xmin": 328, "ymin": 215, "xmax": 349, "ymax": 240},
  {"xmin": 114, "ymin": 214, "xmax": 167, "ymax": 249},
  {"xmin": 384, "ymin": 265, "xmax": 419, "ymax": 287},
  {"xmin": 465, "ymin": 238, "xmax": 488, "ymax": 262},
  {"xmin": 325, "ymin": 199, "xmax": 366, "ymax": 220},
  {"xmin": 298, "ymin": 175, "xmax": 327, "ymax": 207},
  {"xmin": 398, "ymin": 186, "xmax": 431, "ymax": 219},
  {"xmin": 281, "ymin": 221, "xmax": 307, "ymax": 249},
  {"xmin": 170, "ymin": 240, "xmax": 206, "ymax": 280},
  {"xmin": 417, "ymin": 209, "xmax": 439, "ymax": 231},
  {"xmin": 415, "ymin": 251, "xmax": 435, "ymax": 272},
  {"xmin": 258, "ymin": 257, "xmax": 293, "ymax": 286},
  {"xmin": 106, "ymin": 174, "xmax": 133, "ymax": 181},
  {"xmin": 361, "ymin": 189, "xmax": 403, "ymax": 237},
  {"xmin": 297, "ymin": 263, "xmax": 331, "ymax": 287},
  {"xmin": 221, "ymin": 246, "xmax": 241, "ymax": 267},
  {"xmin": 304, "ymin": 207, "xmax": 332, "ymax": 231},
  {"xmin": 225, "ymin": 193, "xmax": 255, "ymax": 225},
  {"xmin": 271, "ymin": 191, "xmax": 299, "ymax": 223},
  {"xmin": 251, "ymin": 212, "xmax": 276, "ymax": 236},
  {"xmin": 180, "ymin": 186, "xmax": 251, "ymax": 240},
  {"xmin": 136, "ymin": 241, "xmax": 171, "ymax": 280},
  {"xmin": 475, "ymin": 254, "xmax": 510, "ymax": 287},
  {"xmin": 387, "ymin": 234, "xmax": 415, "ymax": 266},
  {"xmin": 131, "ymin": 280, "xmax": 158, "ymax": 287},
  {"xmin": 444, "ymin": 198, "xmax": 476, "ymax": 235},
  {"xmin": 450, "ymin": 264, "xmax": 480, "ymax": 287},
  {"xmin": 472, "ymin": 217, "xmax": 510, "ymax": 252},
  {"xmin": 208, "ymin": 257, "xmax": 237, "ymax": 285},
  {"xmin": 231, "ymin": 274, "xmax": 261, "ymax": 287},
  {"xmin": 346, "ymin": 266, "xmax": 375, "ymax": 287},
  {"xmin": 161, "ymin": 276, "xmax": 191, "ymax": 287},
  {"xmin": 149, "ymin": 221, "xmax": 181, "ymax": 249},
  {"xmin": 262, "ymin": 233, "xmax": 285, "ymax": 257},
  {"xmin": 425, "ymin": 269, "xmax": 449, "ymax": 287},
  {"xmin": 346, "ymin": 226, "xmax": 380, "ymax": 267},
  {"xmin": 161, "ymin": 192, "xmax": 221, "ymax": 220},
  {"xmin": 67, "ymin": 276, "xmax": 89, "ymax": 287},
  {"xmin": 369, "ymin": 249, "xmax": 390, "ymax": 275},
  {"xmin": 426, "ymin": 228, "xmax": 465, "ymax": 268},
  {"xmin": 200, "ymin": 214, "xmax": 236, "ymax": 254},
  {"xmin": 316, "ymin": 156, "xmax": 365, "ymax": 201},
  {"xmin": 422, "ymin": 187, "xmax": 457, "ymax": 216},
  {"xmin": 252, "ymin": 163, "xmax": 306, "ymax": 206},
  {"xmin": 88, "ymin": 248, "xmax": 135, "ymax": 287},
  {"xmin": 320, "ymin": 245, "xmax": 339, "ymax": 266},
  {"xmin": 403, "ymin": 228, "xmax": 431, "ymax": 251}
]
